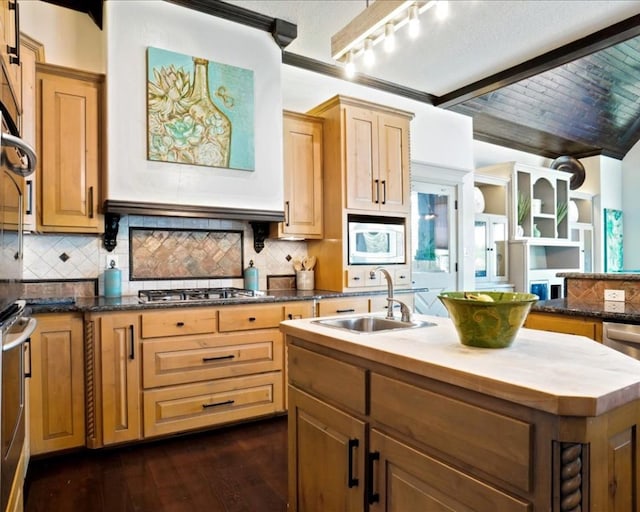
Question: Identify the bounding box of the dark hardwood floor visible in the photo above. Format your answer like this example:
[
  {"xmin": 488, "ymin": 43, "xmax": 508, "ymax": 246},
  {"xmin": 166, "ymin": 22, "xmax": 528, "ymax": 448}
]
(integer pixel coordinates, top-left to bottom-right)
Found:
[{"xmin": 24, "ymin": 416, "xmax": 288, "ymax": 512}]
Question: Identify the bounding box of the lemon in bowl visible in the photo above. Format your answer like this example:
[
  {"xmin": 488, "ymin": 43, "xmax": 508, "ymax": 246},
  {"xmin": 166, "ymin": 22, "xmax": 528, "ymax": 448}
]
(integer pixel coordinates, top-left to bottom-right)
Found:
[{"xmin": 438, "ymin": 291, "xmax": 538, "ymax": 348}]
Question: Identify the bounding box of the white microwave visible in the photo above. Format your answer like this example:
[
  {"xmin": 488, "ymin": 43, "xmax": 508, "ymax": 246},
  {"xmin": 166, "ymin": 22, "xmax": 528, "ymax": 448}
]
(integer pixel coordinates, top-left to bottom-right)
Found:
[{"xmin": 348, "ymin": 218, "xmax": 406, "ymax": 265}]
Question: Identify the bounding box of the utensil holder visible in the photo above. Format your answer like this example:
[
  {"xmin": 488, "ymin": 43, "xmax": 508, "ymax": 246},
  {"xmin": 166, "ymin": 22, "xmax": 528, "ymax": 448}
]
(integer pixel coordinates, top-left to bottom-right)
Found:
[{"xmin": 296, "ymin": 271, "xmax": 314, "ymax": 291}]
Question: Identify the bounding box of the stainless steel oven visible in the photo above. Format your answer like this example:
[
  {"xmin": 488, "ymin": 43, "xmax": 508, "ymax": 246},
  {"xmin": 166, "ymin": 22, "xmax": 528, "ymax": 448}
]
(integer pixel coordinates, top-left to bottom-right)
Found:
[
  {"xmin": 0, "ymin": 305, "xmax": 34, "ymax": 512},
  {"xmin": 0, "ymin": 107, "xmax": 36, "ymax": 511}
]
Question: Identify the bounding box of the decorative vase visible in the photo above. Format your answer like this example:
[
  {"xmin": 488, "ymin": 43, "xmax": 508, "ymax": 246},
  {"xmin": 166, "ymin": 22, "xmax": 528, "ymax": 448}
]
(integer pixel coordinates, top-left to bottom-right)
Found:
[
  {"xmin": 187, "ymin": 57, "xmax": 231, "ymax": 167},
  {"xmin": 533, "ymin": 224, "xmax": 541, "ymax": 237},
  {"xmin": 568, "ymin": 200, "xmax": 579, "ymax": 223},
  {"xmin": 517, "ymin": 225, "xmax": 524, "ymax": 237}
]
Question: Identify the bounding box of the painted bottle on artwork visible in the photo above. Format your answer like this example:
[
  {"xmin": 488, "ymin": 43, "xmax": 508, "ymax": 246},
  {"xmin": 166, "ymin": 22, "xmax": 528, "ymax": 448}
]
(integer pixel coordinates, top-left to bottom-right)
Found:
[{"xmin": 188, "ymin": 57, "xmax": 231, "ymax": 167}]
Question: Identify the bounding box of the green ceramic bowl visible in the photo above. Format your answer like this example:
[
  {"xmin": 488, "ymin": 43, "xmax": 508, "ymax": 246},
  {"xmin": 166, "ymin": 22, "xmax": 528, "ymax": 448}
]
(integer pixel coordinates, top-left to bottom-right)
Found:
[{"xmin": 438, "ymin": 291, "xmax": 538, "ymax": 349}]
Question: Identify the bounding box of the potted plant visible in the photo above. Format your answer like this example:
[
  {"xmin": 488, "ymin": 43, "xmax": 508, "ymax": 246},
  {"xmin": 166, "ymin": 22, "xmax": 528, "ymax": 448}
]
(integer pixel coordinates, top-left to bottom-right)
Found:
[{"xmin": 517, "ymin": 193, "xmax": 530, "ymax": 236}]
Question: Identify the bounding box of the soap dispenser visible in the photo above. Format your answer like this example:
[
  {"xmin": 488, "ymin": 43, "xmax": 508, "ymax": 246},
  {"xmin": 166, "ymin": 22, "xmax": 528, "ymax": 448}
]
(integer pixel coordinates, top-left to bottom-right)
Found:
[
  {"xmin": 104, "ymin": 259, "xmax": 122, "ymax": 298},
  {"xmin": 244, "ymin": 260, "xmax": 259, "ymax": 291}
]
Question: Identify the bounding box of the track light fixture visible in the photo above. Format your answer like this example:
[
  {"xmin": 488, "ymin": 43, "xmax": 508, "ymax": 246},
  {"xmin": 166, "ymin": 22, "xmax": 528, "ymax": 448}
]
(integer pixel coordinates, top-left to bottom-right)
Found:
[{"xmin": 331, "ymin": 1, "xmax": 449, "ymax": 78}]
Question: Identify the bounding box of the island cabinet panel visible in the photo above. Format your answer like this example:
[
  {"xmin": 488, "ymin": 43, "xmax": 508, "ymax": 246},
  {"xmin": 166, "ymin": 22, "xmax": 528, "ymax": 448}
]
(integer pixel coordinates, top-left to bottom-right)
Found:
[
  {"xmin": 142, "ymin": 330, "xmax": 283, "ymax": 388},
  {"xmin": 369, "ymin": 429, "xmax": 530, "ymax": 512},
  {"xmin": 288, "ymin": 344, "xmax": 366, "ymax": 415},
  {"xmin": 370, "ymin": 373, "xmax": 533, "ymax": 493},
  {"xmin": 143, "ymin": 372, "xmax": 282, "ymax": 438},
  {"xmin": 141, "ymin": 307, "xmax": 216, "ymax": 338},
  {"xmin": 218, "ymin": 303, "xmax": 283, "ymax": 332},
  {"xmin": 288, "ymin": 387, "xmax": 365, "ymax": 512}
]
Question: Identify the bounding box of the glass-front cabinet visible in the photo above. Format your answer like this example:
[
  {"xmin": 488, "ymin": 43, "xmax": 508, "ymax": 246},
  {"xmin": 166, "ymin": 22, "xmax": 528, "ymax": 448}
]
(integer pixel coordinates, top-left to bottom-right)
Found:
[{"xmin": 475, "ymin": 214, "xmax": 508, "ymax": 283}]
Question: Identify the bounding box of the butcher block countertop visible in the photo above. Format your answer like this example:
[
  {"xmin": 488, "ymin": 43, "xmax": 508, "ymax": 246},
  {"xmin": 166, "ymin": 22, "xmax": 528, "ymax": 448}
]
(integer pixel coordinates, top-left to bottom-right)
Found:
[{"xmin": 280, "ymin": 313, "xmax": 640, "ymax": 418}]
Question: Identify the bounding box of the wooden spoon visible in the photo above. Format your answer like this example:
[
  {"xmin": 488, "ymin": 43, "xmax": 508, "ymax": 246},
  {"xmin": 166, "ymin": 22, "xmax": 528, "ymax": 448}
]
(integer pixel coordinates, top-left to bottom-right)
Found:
[{"xmin": 305, "ymin": 255, "xmax": 316, "ymax": 270}]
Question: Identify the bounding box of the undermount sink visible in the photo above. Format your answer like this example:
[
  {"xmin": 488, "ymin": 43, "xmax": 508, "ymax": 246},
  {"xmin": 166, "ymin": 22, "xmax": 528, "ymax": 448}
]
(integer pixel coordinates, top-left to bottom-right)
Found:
[{"xmin": 313, "ymin": 315, "xmax": 436, "ymax": 334}]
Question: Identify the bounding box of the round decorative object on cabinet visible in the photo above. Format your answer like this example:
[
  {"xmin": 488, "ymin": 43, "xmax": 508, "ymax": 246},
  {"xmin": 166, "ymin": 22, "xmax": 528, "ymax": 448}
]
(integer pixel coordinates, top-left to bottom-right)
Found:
[{"xmin": 474, "ymin": 187, "xmax": 485, "ymax": 213}]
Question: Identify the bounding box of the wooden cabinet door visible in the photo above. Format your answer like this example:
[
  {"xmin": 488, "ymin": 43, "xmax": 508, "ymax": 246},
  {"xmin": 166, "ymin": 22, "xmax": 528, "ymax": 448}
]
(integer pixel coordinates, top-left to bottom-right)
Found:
[
  {"xmin": 369, "ymin": 429, "xmax": 530, "ymax": 512},
  {"xmin": 37, "ymin": 64, "xmax": 102, "ymax": 232},
  {"xmin": 345, "ymin": 106, "xmax": 378, "ymax": 211},
  {"xmin": 288, "ymin": 387, "xmax": 365, "ymax": 512},
  {"xmin": 280, "ymin": 112, "xmax": 323, "ymax": 238},
  {"xmin": 98, "ymin": 312, "xmax": 141, "ymax": 445},
  {"xmin": 377, "ymin": 113, "xmax": 409, "ymax": 213},
  {"xmin": 29, "ymin": 313, "xmax": 85, "ymax": 455}
]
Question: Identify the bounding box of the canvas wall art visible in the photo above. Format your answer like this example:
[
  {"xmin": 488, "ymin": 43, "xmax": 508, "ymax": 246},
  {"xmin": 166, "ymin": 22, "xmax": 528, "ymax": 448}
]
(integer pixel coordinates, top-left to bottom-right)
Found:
[
  {"xmin": 604, "ymin": 208, "xmax": 623, "ymax": 272},
  {"xmin": 147, "ymin": 47, "xmax": 255, "ymax": 171}
]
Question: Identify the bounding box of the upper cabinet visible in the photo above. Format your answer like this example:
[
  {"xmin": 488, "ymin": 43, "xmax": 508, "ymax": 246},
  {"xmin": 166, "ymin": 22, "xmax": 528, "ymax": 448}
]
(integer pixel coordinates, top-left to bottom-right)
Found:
[
  {"xmin": 309, "ymin": 95, "xmax": 413, "ymax": 215},
  {"xmin": 36, "ymin": 63, "xmax": 104, "ymax": 233},
  {"xmin": 272, "ymin": 111, "xmax": 323, "ymax": 239}
]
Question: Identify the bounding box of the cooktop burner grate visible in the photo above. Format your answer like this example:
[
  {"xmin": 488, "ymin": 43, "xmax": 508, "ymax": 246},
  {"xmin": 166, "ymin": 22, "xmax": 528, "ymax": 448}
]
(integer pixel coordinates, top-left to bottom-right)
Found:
[{"xmin": 138, "ymin": 287, "xmax": 260, "ymax": 303}]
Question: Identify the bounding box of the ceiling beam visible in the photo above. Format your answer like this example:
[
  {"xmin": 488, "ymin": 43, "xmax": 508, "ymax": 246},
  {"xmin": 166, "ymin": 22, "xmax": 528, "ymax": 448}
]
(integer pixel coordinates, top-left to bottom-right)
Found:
[
  {"xmin": 436, "ymin": 13, "xmax": 640, "ymax": 109},
  {"xmin": 165, "ymin": 0, "xmax": 297, "ymax": 50}
]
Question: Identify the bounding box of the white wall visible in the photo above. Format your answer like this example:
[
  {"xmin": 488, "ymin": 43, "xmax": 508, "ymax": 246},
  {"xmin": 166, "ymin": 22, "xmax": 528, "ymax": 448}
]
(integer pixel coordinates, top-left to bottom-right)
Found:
[
  {"xmin": 105, "ymin": 1, "xmax": 284, "ymax": 211},
  {"xmin": 622, "ymin": 141, "xmax": 640, "ymax": 270},
  {"xmin": 19, "ymin": 0, "xmax": 105, "ymax": 73}
]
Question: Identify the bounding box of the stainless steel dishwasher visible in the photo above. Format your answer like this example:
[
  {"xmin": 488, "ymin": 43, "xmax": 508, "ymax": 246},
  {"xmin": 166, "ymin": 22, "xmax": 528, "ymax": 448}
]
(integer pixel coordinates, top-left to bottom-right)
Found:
[{"xmin": 602, "ymin": 322, "xmax": 640, "ymax": 360}]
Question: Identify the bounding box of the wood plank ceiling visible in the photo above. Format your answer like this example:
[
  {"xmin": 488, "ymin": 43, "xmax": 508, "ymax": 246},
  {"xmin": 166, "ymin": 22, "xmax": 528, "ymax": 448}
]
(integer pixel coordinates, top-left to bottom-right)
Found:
[
  {"xmin": 47, "ymin": 0, "xmax": 640, "ymax": 160},
  {"xmin": 443, "ymin": 34, "xmax": 640, "ymax": 159}
]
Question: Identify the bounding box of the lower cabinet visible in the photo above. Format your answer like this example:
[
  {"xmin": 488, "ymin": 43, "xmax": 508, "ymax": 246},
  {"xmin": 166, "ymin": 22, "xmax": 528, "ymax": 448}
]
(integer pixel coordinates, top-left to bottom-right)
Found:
[
  {"xmin": 85, "ymin": 311, "xmax": 142, "ymax": 447},
  {"xmin": 30, "ymin": 313, "xmax": 85, "ymax": 455},
  {"xmin": 288, "ymin": 387, "xmax": 365, "ymax": 512},
  {"xmin": 524, "ymin": 311, "xmax": 602, "ymax": 342},
  {"xmin": 140, "ymin": 303, "xmax": 288, "ymax": 439},
  {"xmin": 287, "ymin": 343, "xmax": 539, "ymax": 511}
]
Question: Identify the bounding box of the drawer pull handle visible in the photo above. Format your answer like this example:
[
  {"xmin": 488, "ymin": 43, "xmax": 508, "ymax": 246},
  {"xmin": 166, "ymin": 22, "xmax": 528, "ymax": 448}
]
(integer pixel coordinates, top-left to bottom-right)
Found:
[
  {"xmin": 367, "ymin": 451, "xmax": 380, "ymax": 504},
  {"xmin": 202, "ymin": 354, "xmax": 235, "ymax": 362},
  {"xmin": 203, "ymin": 399, "xmax": 235, "ymax": 409},
  {"xmin": 348, "ymin": 438, "xmax": 359, "ymax": 488},
  {"xmin": 176, "ymin": 321, "xmax": 185, "ymax": 327},
  {"xmin": 353, "ymin": 276, "xmax": 361, "ymax": 281},
  {"xmin": 248, "ymin": 317, "xmax": 256, "ymax": 322},
  {"xmin": 129, "ymin": 325, "xmax": 135, "ymax": 360},
  {"xmin": 336, "ymin": 308, "xmax": 355, "ymax": 314}
]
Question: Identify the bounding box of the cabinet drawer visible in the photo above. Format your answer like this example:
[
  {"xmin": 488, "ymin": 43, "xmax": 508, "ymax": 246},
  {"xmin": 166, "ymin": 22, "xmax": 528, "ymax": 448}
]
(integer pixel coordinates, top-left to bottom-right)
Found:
[
  {"xmin": 142, "ymin": 330, "xmax": 283, "ymax": 388},
  {"xmin": 394, "ymin": 268, "xmax": 411, "ymax": 285},
  {"xmin": 218, "ymin": 303, "xmax": 283, "ymax": 332},
  {"xmin": 316, "ymin": 297, "xmax": 369, "ymax": 317},
  {"xmin": 288, "ymin": 344, "xmax": 366, "ymax": 415},
  {"xmin": 143, "ymin": 372, "xmax": 283, "ymax": 437},
  {"xmin": 141, "ymin": 308, "xmax": 216, "ymax": 338},
  {"xmin": 370, "ymin": 373, "xmax": 532, "ymax": 492},
  {"xmin": 284, "ymin": 302, "xmax": 315, "ymax": 320}
]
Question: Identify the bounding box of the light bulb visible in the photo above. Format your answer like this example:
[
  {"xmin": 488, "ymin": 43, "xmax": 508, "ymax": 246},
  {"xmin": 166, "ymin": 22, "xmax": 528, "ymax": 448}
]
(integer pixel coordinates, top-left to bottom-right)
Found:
[
  {"xmin": 363, "ymin": 38, "xmax": 375, "ymax": 67},
  {"xmin": 345, "ymin": 51, "xmax": 355, "ymax": 78},
  {"xmin": 408, "ymin": 4, "xmax": 419, "ymax": 38},
  {"xmin": 383, "ymin": 23, "xmax": 395, "ymax": 53},
  {"xmin": 435, "ymin": 0, "xmax": 449, "ymax": 20}
]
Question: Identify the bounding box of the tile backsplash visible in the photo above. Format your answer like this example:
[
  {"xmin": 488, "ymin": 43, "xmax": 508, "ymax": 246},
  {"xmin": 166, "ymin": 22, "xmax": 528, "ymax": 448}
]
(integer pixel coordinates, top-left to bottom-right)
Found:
[{"xmin": 23, "ymin": 215, "xmax": 308, "ymax": 296}]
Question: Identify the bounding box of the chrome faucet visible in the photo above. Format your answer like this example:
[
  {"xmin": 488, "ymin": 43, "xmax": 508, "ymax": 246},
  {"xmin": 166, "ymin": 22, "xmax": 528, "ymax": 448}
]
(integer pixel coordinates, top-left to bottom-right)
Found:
[{"xmin": 375, "ymin": 267, "xmax": 412, "ymax": 322}]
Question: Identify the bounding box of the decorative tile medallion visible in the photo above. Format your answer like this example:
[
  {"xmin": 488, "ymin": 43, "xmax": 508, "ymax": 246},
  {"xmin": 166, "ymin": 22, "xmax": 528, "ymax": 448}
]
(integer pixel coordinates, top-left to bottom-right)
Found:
[{"xmin": 130, "ymin": 228, "xmax": 243, "ymax": 280}]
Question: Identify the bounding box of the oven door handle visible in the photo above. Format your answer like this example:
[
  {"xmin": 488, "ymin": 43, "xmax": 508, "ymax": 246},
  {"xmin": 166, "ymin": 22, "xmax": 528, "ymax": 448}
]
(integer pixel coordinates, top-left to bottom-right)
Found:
[
  {"xmin": 605, "ymin": 326, "xmax": 640, "ymax": 346},
  {"xmin": 3, "ymin": 317, "xmax": 37, "ymax": 352}
]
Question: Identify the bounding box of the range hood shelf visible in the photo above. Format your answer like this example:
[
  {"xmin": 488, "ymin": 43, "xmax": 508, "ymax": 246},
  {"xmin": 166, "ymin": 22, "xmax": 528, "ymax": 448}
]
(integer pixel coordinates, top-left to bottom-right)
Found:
[{"xmin": 102, "ymin": 200, "xmax": 284, "ymax": 253}]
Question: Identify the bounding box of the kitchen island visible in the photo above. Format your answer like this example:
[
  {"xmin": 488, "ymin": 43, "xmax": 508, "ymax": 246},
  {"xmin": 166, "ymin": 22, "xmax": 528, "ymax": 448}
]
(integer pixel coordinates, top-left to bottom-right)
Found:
[{"xmin": 281, "ymin": 314, "xmax": 640, "ymax": 511}]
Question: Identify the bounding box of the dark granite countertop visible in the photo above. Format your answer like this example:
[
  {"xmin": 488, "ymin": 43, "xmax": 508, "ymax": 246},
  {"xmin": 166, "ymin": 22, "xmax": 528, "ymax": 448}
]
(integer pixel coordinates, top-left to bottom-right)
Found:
[
  {"xmin": 532, "ymin": 298, "xmax": 640, "ymax": 324},
  {"xmin": 557, "ymin": 272, "xmax": 640, "ymax": 281},
  {"xmin": 26, "ymin": 288, "xmax": 425, "ymax": 315}
]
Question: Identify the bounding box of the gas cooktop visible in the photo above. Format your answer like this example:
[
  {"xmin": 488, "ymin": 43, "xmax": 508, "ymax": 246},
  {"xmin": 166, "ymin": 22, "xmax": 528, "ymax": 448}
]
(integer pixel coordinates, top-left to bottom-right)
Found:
[{"xmin": 138, "ymin": 287, "xmax": 267, "ymax": 303}]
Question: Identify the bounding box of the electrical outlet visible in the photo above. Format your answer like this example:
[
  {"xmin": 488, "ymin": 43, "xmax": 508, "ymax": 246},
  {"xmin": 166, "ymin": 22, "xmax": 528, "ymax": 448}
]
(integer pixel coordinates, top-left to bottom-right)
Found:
[
  {"xmin": 604, "ymin": 289, "xmax": 625, "ymax": 302},
  {"xmin": 604, "ymin": 301, "xmax": 625, "ymax": 313},
  {"xmin": 106, "ymin": 255, "xmax": 119, "ymax": 269}
]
